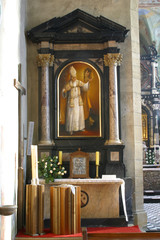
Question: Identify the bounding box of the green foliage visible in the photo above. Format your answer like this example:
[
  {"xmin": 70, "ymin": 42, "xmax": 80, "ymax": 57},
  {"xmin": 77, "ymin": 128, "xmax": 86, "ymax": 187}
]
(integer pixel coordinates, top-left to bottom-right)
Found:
[
  {"xmin": 145, "ymin": 149, "xmax": 155, "ymax": 165},
  {"xmin": 38, "ymin": 155, "xmax": 67, "ymax": 183}
]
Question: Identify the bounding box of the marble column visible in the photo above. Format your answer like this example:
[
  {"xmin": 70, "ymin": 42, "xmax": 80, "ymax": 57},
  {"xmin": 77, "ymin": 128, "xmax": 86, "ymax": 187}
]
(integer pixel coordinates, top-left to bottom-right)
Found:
[
  {"xmin": 37, "ymin": 54, "xmax": 54, "ymax": 144},
  {"xmin": 104, "ymin": 53, "xmax": 122, "ymax": 145}
]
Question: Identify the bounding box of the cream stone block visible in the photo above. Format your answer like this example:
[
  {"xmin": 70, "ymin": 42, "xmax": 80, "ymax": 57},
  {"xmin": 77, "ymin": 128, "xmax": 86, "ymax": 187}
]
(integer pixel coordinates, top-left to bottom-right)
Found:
[
  {"xmin": 124, "ymin": 159, "xmax": 135, "ymax": 178},
  {"xmin": 120, "ymin": 83, "xmax": 134, "ymax": 94},
  {"xmin": 130, "ymin": 10, "xmax": 139, "ymax": 29},
  {"xmin": 119, "ymin": 37, "xmax": 131, "ymax": 52},
  {"xmin": 134, "ymin": 210, "xmax": 147, "ymax": 228},
  {"xmin": 134, "ymin": 112, "xmax": 142, "ymax": 126},
  {"xmin": 121, "ymin": 93, "xmax": 134, "ymax": 114},
  {"xmin": 130, "ymin": 0, "xmax": 139, "ymax": 11},
  {"xmin": 121, "ymin": 128, "xmax": 139, "ymax": 148},
  {"xmin": 133, "ymin": 193, "xmax": 145, "ymax": 211},
  {"xmin": 120, "ymin": 63, "xmax": 132, "ymax": 81},
  {"xmin": 132, "ymin": 52, "xmax": 140, "ymax": 63},
  {"xmin": 135, "ymin": 166, "xmax": 144, "ymax": 180},
  {"xmin": 121, "ymin": 108, "xmax": 134, "ymax": 125},
  {"xmin": 123, "ymin": 143, "xmax": 135, "ymax": 159},
  {"xmin": 132, "ymin": 41, "xmax": 141, "ymax": 54},
  {"xmin": 123, "ymin": 157, "xmax": 135, "ymax": 175},
  {"xmin": 135, "ymin": 175, "xmax": 144, "ymax": 190},
  {"xmin": 135, "ymin": 167, "xmax": 143, "ymax": 179},
  {"xmin": 132, "ymin": 68, "xmax": 141, "ymax": 80},
  {"xmin": 133, "ymin": 93, "xmax": 142, "ymax": 113},
  {"xmin": 135, "ymin": 177, "xmax": 144, "ymax": 194},
  {"xmin": 131, "ymin": 27, "xmax": 140, "ymax": 42},
  {"xmin": 134, "ymin": 125, "xmax": 143, "ymax": 142},
  {"xmin": 133, "ymin": 76, "xmax": 141, "ymax": 89},
  {"xmin": 122, "ymin": 91, "xmax": 134, "ymax": 103},
  {"xmin": 134, "ymin": 146, "xmax": 143, "ymax": 161},
  {"xmin": 135, "ymin": 186, "xmax": 144, "ymax": 199},
  {"xmin": 122, "ymin": 126, "xmax": 135, "ymax": 142}
]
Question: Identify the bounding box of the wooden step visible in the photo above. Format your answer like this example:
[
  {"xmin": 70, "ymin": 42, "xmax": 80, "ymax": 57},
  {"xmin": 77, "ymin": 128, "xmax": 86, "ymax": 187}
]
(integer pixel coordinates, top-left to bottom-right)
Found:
[{"xmin": 88, "ymin": 232, "xmax": 160, "ymax": 240}]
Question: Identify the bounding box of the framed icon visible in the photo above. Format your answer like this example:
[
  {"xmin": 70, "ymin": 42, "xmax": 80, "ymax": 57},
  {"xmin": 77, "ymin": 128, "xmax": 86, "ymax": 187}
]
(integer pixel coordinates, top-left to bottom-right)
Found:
[
  {"xmin": 70, "ymin": 150, "xmax": 89, "ymax": 178},
  {"xmin": 57, "ymin": 61, "xmax": 101, "ymax": 138}
]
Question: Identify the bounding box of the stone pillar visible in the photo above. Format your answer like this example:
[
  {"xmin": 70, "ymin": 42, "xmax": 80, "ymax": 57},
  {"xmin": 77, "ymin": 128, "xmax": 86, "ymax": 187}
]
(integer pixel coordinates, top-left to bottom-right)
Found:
[
  {"xmin": 104, "ymin": 53, "xmax": 122, "ymax": 145},
  {"xmin": 37, "ymin": 54, "xmax": 54, "ymax": 144}
]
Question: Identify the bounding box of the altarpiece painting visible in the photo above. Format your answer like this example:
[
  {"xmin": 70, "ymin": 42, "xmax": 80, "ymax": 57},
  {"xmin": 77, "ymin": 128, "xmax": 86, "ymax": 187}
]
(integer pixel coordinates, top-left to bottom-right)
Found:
[{"xmin": 57, "ymin": 61, "xmax": 101, "ymax": 138}]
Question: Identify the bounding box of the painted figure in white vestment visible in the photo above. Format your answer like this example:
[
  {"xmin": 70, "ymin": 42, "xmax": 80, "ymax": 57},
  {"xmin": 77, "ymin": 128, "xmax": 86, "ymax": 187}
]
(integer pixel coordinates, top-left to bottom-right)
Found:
[{"xmin": 62, "ymin": 66, "xmax": 90, "ymax": 135}]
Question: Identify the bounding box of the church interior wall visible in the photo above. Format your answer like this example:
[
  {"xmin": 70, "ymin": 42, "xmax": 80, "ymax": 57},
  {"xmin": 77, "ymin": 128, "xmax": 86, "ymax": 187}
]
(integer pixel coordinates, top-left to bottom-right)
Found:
[
  {"xmin": 0, "ymin": 0, "xmax": 27, "ymax": 239},
  {"xmin": 26, "ymin": 0, "xmax": 147, "ymax": 227},
  {"xmin": 3, "ymin": 0, "xmax": 160, "ymax": 238}
]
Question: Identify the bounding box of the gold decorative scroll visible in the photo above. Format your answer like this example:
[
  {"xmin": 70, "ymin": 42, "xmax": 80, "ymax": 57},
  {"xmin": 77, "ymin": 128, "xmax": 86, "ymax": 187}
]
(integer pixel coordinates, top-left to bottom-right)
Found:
[
  {"xmin": 37, "ymin": 54, "xmax": 54, "ymax": 67},
  {"xmin": 104, "ymin": 53, "xmax": 123, "ymax": 66}
]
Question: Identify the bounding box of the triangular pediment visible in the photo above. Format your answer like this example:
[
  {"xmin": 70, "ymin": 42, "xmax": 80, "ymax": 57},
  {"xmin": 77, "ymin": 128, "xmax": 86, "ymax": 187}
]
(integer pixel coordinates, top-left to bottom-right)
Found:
[
  {"xmin": 27, "ymin": 9, "xmax": 129, "ymax": 44},
  {"xmin": 58, "ymin": 21, "xmax": 96, "ymax": 34}
]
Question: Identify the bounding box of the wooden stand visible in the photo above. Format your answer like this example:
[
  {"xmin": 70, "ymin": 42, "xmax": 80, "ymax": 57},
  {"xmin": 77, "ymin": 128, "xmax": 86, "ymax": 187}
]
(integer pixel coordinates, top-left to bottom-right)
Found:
[
  {"xmin": 17, "ymin": 167, "xmax": 24, "ymax": 230},
  {"xmin": 50, "ymin": 185, "xmax": 81, "ymax": 235},
  {"xmin": 26, "ymin": 184, "xmax": 44, "ymax": 236}
]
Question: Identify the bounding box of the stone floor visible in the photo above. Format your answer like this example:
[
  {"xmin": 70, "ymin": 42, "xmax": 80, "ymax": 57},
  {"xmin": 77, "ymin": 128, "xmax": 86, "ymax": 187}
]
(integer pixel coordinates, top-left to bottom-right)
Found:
[{"xmin": 144, "ymin": 203, "xmax": 160, "ymax": 232}]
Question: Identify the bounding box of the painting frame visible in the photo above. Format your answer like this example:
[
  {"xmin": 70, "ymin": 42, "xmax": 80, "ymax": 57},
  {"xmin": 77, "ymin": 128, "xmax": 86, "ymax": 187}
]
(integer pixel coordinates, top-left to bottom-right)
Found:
[
  {"xmin": 70, "ymin": 150, "xmax": 89, "ymax": 178},
  {"xmin": 57, "ymin": 61, "xmax": 102, "ymax": 138}
]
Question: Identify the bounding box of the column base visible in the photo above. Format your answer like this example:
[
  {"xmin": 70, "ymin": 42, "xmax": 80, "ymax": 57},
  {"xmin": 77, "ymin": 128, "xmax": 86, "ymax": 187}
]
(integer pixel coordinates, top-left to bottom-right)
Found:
[
  {"xmin": 133, "ymin": 210, "xmax": 147, "ymax": 229},
  {"xmin": 39, "ymin": 140, "xmax": 53, "ymax": 145},
  {"xmin": 104, "ymin": 139, "xmax": 123, "ymax": 145}
]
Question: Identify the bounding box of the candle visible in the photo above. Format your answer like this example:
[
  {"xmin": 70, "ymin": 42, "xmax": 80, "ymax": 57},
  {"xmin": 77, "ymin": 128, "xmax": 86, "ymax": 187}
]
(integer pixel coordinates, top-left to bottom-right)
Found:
[
  {"xmin": 31, "ymin": 145, "xmax": 38, "ymax": 181},
  {"xmin": 96, "ymin": 151, "xmax": 99, "ymax": 166},
  {"xmin": 59, "ymin": 151, "xmax": 63, "ymax": 165}
]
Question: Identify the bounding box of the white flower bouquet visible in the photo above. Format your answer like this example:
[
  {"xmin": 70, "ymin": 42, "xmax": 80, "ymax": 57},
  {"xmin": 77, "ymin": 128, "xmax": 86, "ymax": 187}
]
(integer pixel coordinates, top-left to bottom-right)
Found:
[{"xmin": 38, "ymin": 155, "xmax": 67, "ymax": 183}]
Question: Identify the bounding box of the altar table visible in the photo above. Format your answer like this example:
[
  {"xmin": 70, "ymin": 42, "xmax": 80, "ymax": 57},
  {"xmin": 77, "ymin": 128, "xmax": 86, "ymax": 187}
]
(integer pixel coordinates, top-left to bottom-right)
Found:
[{"xmin": 42, "ymin": 178, "xmax": 127, "ymax": 220}]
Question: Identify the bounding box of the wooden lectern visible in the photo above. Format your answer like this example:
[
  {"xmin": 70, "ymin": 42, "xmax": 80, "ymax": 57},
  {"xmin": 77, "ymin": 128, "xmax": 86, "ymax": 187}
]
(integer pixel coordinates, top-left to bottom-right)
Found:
[
  {"xmin": 50, "ymin": 185, "xmax": 81, "ymax": 235},
  {"xmin": 26, "ymin": 184, "xmax": 44, "ymax": 236}
]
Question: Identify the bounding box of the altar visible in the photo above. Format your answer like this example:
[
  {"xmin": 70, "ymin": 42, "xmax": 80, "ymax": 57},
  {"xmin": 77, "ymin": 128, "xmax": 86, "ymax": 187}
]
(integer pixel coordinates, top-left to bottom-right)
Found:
[{"xmin": 42, "ymin": 178, "xmax": 126, "ymax": 221}]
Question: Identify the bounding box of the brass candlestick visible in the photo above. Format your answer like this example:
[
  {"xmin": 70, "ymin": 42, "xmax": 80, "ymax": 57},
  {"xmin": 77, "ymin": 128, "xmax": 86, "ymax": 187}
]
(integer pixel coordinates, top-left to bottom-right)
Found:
[{"xmin": 96, "ymin": 165, "xmax": 99, "ymax": 178}]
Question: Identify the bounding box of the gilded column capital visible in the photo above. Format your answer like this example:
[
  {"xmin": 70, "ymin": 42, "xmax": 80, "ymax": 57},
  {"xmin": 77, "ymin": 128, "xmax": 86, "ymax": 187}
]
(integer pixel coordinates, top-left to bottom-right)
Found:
[
  {"xmin": 104, "ymin": 53, "xmax": 123, "ymax": 66},
  {"xmin": 37, "ymin": 54, "xmax": 53, "ymax": 67}
]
